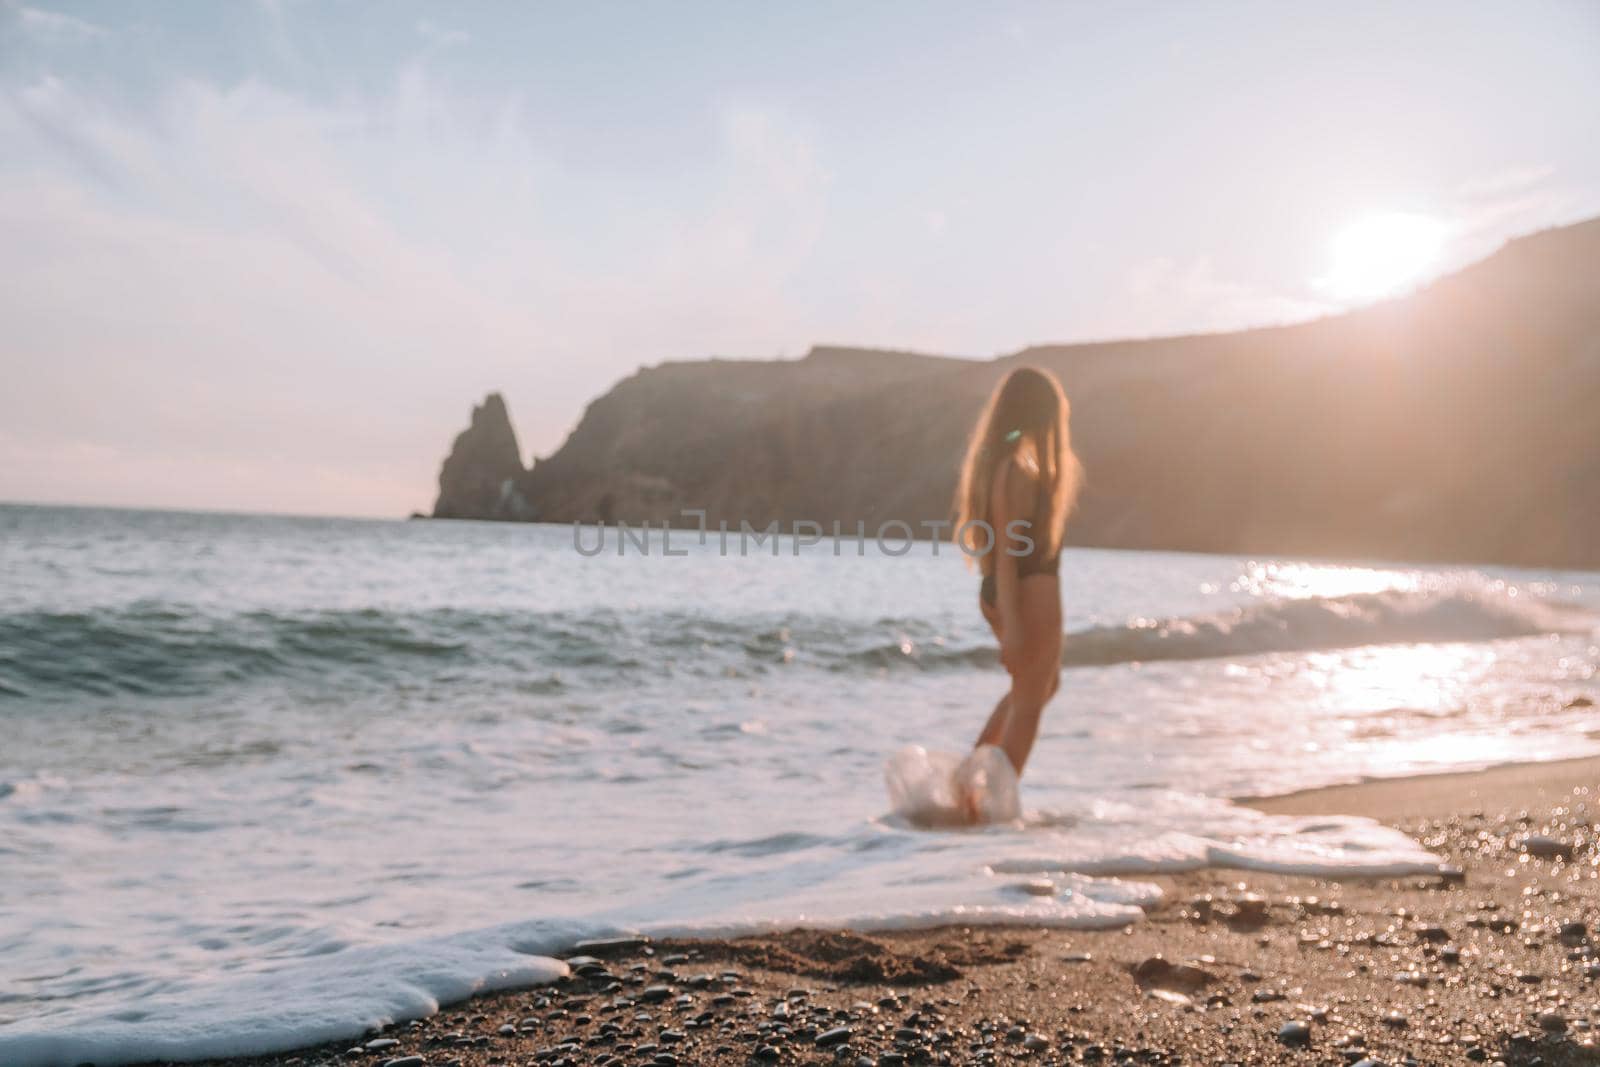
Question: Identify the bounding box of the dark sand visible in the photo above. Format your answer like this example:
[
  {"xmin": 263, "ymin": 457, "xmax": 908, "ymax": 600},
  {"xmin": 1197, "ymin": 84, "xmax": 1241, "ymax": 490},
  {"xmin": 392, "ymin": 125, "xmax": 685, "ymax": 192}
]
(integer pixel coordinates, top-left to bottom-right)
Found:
[{"xmin": 193, "ymin": 757, "xmax": 1600, "ymax": 1067}]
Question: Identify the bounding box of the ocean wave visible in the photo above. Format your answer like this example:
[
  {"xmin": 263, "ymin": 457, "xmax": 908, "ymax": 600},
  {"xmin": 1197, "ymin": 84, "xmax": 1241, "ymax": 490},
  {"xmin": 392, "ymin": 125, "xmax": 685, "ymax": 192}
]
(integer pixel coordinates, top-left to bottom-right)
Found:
[
  {"xmin": 854, "ymin": 586, "xmax": 1596, "ymax": 670},
  {"xmin": 0, "ymin": 587, "xmax": 1590, "ymax": 700},
  {"xmin": 0, "ymin": 604, "xmax": 469, "ymax": 699},
  {"xmin": 1058, "ymin": 585, "xmax": 1596, "ymax": 667}
]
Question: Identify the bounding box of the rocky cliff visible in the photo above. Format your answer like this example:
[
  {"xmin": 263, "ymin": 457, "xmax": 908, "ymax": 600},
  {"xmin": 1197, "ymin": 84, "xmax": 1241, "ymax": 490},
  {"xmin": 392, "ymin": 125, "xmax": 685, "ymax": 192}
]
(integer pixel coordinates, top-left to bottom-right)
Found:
[
  {"xmin": 432, "ymin": 217, "xmax": 1600, "ymax": 568},
  {"xmin": 431, "ymin": 393, "xmax": 531, "ymax": 520}
]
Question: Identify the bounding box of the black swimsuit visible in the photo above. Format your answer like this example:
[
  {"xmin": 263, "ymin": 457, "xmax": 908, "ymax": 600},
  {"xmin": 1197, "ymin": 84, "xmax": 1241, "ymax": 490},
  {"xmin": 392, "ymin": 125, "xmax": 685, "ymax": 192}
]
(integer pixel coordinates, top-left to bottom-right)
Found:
[{"xmin": 979, "ymin": 487, "xmax": 1060, "ymax": 608}]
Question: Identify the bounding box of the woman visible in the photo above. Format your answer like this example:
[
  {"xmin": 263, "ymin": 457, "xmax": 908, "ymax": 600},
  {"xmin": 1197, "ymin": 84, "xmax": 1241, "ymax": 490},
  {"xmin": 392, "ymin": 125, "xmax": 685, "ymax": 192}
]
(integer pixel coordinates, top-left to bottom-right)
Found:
[{"xmin": 953, "ymin": 366, "xmax": 1082, "ymax": 778}]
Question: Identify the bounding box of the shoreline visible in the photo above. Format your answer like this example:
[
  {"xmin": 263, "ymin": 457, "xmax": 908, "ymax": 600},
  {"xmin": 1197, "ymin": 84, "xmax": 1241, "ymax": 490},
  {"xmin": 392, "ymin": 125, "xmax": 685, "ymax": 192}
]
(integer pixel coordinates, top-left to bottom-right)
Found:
[
  {"xmin": 1247, "ymin": 753, "xmax": 1600, "ymax": 821},
  {"xmin": 140, "ymin": 753, "xmax": 1600, "ymax": 1067}
]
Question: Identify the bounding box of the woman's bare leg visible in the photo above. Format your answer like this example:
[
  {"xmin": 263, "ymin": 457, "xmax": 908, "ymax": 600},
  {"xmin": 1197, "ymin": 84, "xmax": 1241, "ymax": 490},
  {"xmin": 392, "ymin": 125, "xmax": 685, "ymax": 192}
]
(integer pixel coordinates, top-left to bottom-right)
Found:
[
  {"xmin": 998, "ymin": 664, "xmax": 1056, "ymax": 775},
  {"xmin": 974, "ymin": 592, "xmax": 1013, "ymax": 750},
  {"xmin": 995, "ymin": 577, "xmax": 1063, "ymax": 775},
  {"xmin": 974, "ymin": 691, "xmax": 1011, "ymax": 749},
  {"xmin": 976, "ymin": 670, "xmax": 1060, "ymax": 753}
]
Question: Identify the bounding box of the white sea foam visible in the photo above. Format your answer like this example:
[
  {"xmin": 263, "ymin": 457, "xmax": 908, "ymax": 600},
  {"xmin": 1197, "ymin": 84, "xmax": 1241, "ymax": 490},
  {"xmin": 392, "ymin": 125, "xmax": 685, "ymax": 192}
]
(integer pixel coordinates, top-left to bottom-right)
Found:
[
  {"xmin": 1, "ymin": 924, "xmax": 577, "ymax": 1067},
  {"xmin": 0, "ymin": 795, "xmax": 1441, "ymax": 1067}
]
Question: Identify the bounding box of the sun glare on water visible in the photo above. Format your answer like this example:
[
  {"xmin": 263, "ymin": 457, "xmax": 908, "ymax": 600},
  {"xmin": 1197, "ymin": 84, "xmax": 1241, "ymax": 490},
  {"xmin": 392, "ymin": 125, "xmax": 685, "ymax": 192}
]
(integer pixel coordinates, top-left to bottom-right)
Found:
[{"xmin": 1318, "ymin": 212, "xmax": 1449, "ymax": 302}]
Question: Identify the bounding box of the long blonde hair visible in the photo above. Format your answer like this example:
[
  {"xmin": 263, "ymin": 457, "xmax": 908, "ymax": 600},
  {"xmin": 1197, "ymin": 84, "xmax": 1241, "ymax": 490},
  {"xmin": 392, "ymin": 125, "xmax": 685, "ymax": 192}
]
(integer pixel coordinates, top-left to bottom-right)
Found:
[{"xmin": 953, "ymin": 366, "xmax": 1082, "ymax": 567}]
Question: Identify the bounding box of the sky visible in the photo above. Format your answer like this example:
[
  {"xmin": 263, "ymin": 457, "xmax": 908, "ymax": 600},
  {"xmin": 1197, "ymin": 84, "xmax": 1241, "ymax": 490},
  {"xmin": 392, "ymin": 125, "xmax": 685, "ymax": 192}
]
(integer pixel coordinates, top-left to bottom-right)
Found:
[{"xmin": 2, "ymin": 1, "xmax": 1598, "ymax": 517}]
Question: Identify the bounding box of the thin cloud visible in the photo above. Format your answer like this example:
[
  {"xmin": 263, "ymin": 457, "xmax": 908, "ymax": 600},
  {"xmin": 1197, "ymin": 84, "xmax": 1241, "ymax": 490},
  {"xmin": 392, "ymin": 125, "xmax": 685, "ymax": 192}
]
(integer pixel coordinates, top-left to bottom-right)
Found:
[
  {"xmin": 0, "ymin": 73, "xmax": 842, "ymax": 514},
  {"xmin": 1454, "ymin": 164, "xmax": 1556, "ymax": 200},
  {"xmin": 15, "ymin": 4, "xmax": 106, "ymax": 40},
  {"xmin": 1118, "ymin": 257, "xmax": 1336, "ymax": 337},
  {"xmin": 416, "ymin": 19, "xmax": 471, "ymax": 48}
]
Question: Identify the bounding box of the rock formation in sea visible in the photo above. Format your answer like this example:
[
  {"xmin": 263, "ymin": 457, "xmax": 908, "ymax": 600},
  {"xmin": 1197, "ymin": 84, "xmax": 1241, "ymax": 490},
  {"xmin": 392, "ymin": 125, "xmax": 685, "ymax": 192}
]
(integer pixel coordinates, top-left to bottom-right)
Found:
[
  {"xmin": 431, "ymin": 392, "xmax": 532, "ymax": 521},
  {"xmin": 431, "ymin": 216, "xmax": 1600, "ymax": 569}
]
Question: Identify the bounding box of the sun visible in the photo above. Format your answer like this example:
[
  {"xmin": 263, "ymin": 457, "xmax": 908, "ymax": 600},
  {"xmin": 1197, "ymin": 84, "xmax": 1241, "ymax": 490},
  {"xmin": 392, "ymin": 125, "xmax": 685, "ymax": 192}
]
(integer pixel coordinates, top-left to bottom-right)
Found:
[{"xmin": 1317, "ymin": 212, "xmax": 1449, "ymax": 302}]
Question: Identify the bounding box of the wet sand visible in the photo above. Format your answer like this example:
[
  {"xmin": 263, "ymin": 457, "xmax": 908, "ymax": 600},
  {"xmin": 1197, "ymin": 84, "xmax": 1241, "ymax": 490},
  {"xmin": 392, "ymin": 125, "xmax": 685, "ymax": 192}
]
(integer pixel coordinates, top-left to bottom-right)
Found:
[
  {"xmin": 1248, "ymin": 755, "xmax": 1600, "ymax": 821},
  {"xmin": 192, "ymin": 757, "xmax": 1600, "ymax": 1067}
]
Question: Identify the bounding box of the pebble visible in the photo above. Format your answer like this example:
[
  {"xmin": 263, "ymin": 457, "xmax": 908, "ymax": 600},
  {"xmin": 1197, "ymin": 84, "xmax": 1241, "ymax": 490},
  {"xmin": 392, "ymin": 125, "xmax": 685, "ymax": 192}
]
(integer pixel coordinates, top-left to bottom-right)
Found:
[
  {"xmin": 381, "ymin": 1059, "xmax": 425, "ymax": 1067},
  {"xmin": 1278, "ymin": 1020, "xmax": 1311, "ymax": 1047},
  {"xmin": 1022, "ymin": 1033, "xmax": 1050, "ymax": 1052},
  {"xmin": 1132, "ymin": 956, "xmax": 1215, "ymax": 991},
  {"xmin": 1020, "ymin": 878, "xmax": 1056, "ymax": 896},
  {"xmin": 1230, "ymin": 893, "xmax": 1269, "ymax": 923},
  {"xmin": 816, "ymin": 1026, "xmax": 854, "ymax": 1047},
  {"xmin": 364, "ymin": 1039, "xmax": 401, "ymax": 1051},
  {"xmin": 1519, "ymin": 834, "xmax": 1574, "ymax": 859},
  {"xmin": 1538, "ymin": 1012, "xmax": 1568, "ymax": 1033},
  {"xmin": 638, "ymin": 985, "xmax": 672, "ymax": 1003}
]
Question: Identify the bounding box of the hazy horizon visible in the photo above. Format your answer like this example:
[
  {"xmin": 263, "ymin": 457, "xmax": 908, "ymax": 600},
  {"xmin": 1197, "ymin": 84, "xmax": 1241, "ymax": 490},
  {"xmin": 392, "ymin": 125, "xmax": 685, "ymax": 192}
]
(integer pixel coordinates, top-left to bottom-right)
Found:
[{"xmin": 4, "ymin": 1, "xmax": 1599, "ymax": 517}]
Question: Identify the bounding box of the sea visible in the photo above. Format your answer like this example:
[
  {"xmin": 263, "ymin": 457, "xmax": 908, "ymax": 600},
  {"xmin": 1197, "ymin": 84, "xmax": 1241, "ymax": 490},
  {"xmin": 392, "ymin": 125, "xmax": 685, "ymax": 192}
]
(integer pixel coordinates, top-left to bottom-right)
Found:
[{"xmin": 2, "ymin": 503, "xmax": 1597, "ymax": 1066}]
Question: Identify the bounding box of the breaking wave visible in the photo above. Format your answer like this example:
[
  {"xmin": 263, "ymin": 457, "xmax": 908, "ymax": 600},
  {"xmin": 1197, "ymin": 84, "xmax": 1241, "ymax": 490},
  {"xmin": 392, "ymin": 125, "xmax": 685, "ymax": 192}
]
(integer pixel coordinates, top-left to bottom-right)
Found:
[
  {"xmin": 1059, "ymin": 584, "xmax": 1595, "ymax": 667},
  {"xmin": 1, "ymin": 585, "xmax": 1589, "ymax": 701}
]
